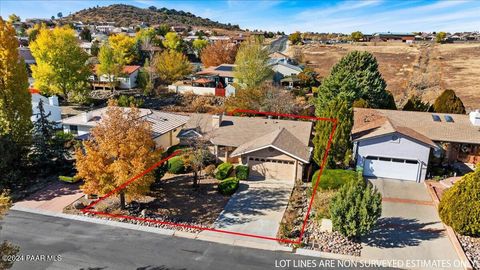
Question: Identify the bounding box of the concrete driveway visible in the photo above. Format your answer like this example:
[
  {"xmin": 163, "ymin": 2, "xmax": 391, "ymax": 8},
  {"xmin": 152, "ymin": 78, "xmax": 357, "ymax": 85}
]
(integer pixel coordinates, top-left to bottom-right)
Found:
[
  {"xmin": 362, "ymin": 178, "xmax": 462, "ymax": 269},
  {"xmin": 198, "ymin": 179, "xmax": 293, "ymax": 246}
]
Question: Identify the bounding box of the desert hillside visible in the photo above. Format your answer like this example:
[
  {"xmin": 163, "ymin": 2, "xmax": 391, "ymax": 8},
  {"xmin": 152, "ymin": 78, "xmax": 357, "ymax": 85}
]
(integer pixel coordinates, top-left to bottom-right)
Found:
[
  {"xmin": 64, "ymin": 4, "xmax": 240, "ymax": 30},
  {"xmin": 297, "ymin": 42, "xmax": 480, "ymax": 111}
]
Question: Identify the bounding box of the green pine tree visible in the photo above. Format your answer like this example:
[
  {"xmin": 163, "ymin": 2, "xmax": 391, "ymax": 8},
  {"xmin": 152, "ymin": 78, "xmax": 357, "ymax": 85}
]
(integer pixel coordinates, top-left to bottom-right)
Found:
[{"xmin": 30, "ymin": 100, "xmax": 72, "ymax": 173}]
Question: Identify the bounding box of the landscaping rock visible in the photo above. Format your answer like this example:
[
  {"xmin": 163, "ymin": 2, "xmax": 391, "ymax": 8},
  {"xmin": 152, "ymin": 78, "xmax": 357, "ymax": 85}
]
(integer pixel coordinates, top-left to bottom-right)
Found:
[
  {"xmin": 74, "ymin": 201, "xmax": 85, "ymax": 209},
  {"xmin": 458, "ymin": 235, "xmax": 480, "ymax": 269},
  {"xmin": 319, "ymin": 218, "xmax": 333, "ymax": 232}
]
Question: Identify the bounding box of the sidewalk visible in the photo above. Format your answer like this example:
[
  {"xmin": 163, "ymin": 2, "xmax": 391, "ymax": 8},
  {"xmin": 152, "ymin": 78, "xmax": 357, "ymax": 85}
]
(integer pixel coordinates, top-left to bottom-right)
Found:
[{"xmin": 13, "ymin": 181, "xmax": 83, "ymax": 213}]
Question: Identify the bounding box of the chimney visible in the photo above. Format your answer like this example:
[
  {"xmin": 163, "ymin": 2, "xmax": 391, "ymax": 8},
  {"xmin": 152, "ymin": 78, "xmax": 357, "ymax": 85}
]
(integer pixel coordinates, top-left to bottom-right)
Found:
[
  {"xmin": 83, "ymin": 111, "xmax": 93, "ymax": 123},
  {"xmin": 212, "ymin": 114, "xmax": 222, "ymax": 129},
  {"xmin": 469, "ymin": 109, "xmax": 480, "ymax": 126},
  {"xmin": 48, "ymin": 95, "xmax": 59, "ymax": 106}
]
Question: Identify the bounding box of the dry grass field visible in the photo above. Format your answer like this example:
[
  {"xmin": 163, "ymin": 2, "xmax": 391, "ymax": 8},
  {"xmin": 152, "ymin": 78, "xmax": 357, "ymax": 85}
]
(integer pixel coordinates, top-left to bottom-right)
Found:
[{"xmin": 295, "ymin": 42, "xmax": 480, "ymax": 110}]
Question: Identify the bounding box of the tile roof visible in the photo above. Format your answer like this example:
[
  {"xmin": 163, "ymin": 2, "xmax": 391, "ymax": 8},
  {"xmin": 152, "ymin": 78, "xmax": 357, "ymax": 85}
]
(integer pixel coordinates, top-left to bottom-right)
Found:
[
  {"xmin": 353, "ymin": 108, "xmax": 480, "ymax": 145},
  {"xmin": 230, "ymin": 128, "xmax": 311, "ymax": 162},
  {"xmin": 93, "ymin": 65, "xmax": 141, "ymax": 75},
  {"xmin": 62, "ymin": 107, "xmax": 189, "ymax": 137},
  {"xmin": 182, "ymin": 113, "xmax": 313, "ymax": 162}
]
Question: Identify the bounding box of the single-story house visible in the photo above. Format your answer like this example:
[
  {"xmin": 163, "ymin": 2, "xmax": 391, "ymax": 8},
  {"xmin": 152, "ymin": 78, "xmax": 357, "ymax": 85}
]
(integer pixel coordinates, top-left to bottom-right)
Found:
[
  {"xmin": 30, "ymin": 88, "xmax": 61, "ymax": 126},
  {"xmin": 353, "ymin": 108, "xmax": 480, "ymax": 182},
  {"xmin": 90, "ymin": 65, "xmax": 140, "ymax": 90},
  {"xmin": 268, "ymin": 58, "xmax": 303, "ymax": 84},
  {"xmin": 168, "ymin": 64, "xmax": 236, "ymax": 97},
  {"xmin": 178, "ymin": 114, "xmax": 313, "ymax": 182},
  {"xmin": 62, "ymin": 107, "xmax": 189, "ymax": 150}
]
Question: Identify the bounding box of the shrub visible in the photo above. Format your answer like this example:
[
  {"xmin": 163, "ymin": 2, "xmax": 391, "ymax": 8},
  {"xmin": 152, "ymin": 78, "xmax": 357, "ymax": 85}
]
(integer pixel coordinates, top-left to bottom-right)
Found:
[
  {"xmin": 312, "ymin": 189, "xmax": 337, "ymax": 220},
  {"xmin": 311, "ymin": 169, "xmax": 356, "ymax": 190},
  {"xmin": 329, "ymin": 176, "xmax": 382, "ymax": 239},
  {"xmin": 167, "ymin": 156, "xmax": 185, "ymax": 174},
  {"xmin": 235, "ymin": 165, "xmax": 249, "ymax": 180},
  {"xmin": 204, "ymin": 164, "xmax": 216, "ymax": 177},
  {"xmin": 59, "ymin": 175, "xmax": 81, "ymax": 183},
  {"xmin": 218, "ymin": 177, "xmax": 239, "ymax": 195},
  {"xmin": 215, "ymin": 162, "xmax": 233, "ymax": 180},
  {"xmin": 439, "ymin": 167, "xmax": 480, "ymax": 236}
]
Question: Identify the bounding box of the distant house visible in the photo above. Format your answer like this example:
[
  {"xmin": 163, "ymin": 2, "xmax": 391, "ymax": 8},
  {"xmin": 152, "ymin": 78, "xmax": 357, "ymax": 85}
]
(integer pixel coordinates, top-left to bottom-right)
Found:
[
  {"xmin": 62, "ymin": 107, "xmax": 189, "ymax": 150},
  {"xmin": 178, "ymin": 113, "xmax": 313, "ymax": 182},
  {"xmin": 168, "ymin": 64, "xmax": 236, "ymax": 97},
  {"xmin": 90, "ymin": 65, "xmax": 140, "ymax": 90},
  {"xmin": 30, "ymin": 89, "xmax": 61, "ymax": 126},
  {"xmin": 79, "ymin": 42, "xmax": 92, "ymax": 55},
  {"xmin": 353, "ymin": 108, "xmax": 480, "ymax": 182},
  {"xmin": 268, "ymin": 58, "xmax": 303, "ymax": 84},
  {"xmin": 369, "ymin": 32, "xmax": 416, "ymax": 42}
]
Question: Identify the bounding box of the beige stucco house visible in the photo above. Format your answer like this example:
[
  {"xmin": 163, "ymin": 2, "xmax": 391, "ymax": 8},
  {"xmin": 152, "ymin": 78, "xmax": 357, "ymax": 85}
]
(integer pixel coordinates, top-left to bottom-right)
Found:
[
  {"xmin": 178, "ymin": 114, "xmax": 313, "ymax": 181},
  {"xmin": 62, "ymin": 107, "xmax": 189, "ymax": 151}
]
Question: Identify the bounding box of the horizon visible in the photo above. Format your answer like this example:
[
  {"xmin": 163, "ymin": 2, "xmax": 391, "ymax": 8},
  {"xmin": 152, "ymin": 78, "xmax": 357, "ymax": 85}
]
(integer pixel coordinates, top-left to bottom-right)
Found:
[{"xmin": 1, "ymin": 0, "xmax": 480, "ymax": 33}]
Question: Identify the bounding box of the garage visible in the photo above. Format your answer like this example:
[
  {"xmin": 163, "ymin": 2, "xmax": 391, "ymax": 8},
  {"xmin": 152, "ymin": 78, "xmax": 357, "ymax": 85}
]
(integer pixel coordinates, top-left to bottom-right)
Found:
[
  {"xmin": 248, "ymin": 157, "xmax": 295, "ymax": 181},
  {"xmin": 363, "ymin": 156, "xmax": 420, "ymax": 181}
]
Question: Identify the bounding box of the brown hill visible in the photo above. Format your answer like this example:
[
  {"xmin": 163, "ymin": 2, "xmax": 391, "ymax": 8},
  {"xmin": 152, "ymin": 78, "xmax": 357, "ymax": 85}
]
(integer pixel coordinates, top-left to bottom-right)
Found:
[
  {"xmin": 65, "ymin": 4, "xmax": 240, "ymax": 30},
  {"xmin": 296, "ymin": 42, "xmax": 480, "ymax": 111}
]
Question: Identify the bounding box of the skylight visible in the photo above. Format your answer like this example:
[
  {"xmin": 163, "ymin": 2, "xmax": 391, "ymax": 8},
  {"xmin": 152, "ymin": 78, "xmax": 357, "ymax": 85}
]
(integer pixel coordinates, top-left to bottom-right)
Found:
[
  {"xmin": 445, "ymin": 115, "xmax": 454, "ymax": 123},
  {"xmin": 432, "ymin": 114, "xmax": 441, "ymax": 122}
]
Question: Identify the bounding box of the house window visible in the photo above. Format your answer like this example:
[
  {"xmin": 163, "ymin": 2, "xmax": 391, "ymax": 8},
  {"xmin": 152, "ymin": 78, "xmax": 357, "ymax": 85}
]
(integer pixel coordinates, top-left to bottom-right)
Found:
[{"xmin": 69, "ymin": 125, "xmax": 78, "ymax": 135}]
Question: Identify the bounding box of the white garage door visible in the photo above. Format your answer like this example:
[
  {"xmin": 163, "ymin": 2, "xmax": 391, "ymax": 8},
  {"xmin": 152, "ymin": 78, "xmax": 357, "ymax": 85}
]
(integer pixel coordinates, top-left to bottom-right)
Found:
[
  {"xmin": 363, "ymin": 156, "xmax": 420, "ymax": 181},
  {"xmin": 248, "ymin": 157, "xmax": 295, "ymax": 181}
]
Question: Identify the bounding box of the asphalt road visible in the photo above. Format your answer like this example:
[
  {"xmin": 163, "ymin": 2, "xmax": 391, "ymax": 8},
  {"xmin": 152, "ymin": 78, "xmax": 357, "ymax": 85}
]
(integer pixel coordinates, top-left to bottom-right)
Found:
[
  {"xmin": 269, "ymin": 36, "xmax": 288, "ymax": 53},
  {"xmin": 0, "ymin": 210, "xmax": 367, "ymax": 270}
]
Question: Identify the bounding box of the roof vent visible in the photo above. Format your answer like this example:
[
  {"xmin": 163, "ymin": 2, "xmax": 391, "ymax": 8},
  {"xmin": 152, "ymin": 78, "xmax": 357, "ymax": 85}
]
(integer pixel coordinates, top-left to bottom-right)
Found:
[{"xmin": 469, "ymin": 109, "xmax": 480, "ymax": 126}]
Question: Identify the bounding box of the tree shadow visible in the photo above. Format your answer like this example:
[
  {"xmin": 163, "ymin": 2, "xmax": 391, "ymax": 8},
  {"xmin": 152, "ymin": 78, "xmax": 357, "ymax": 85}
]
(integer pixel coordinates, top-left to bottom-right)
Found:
[
  {"xmin": 362, "ymin": 217, "xmax": 445, "ymax": 248},
  {"xmin": 214, "ymin": 182, "xmax": 292, "ymax": 228},
  {"xmin": 24, "ymin": 181, "xmax": 81, "ymax": 201}
]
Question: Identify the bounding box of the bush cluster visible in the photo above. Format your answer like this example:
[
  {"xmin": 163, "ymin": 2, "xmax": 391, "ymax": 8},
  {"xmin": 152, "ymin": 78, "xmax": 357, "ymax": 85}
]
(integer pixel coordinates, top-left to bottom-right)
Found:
[
  {"xmin": 235, "ymin": 165, "xmax": 249, "ymax": 180},
  {"xmin": 218, "ymin": 177, "xmax": 239, "ymax": 195},
  {"xmin": 329, "ymin": 175, "xmax": 382, "ymax": 239},
  {"xmin": 311, "ymin": 169, "xmax": 356, "ymax": 190},
  {"xmin": 439, "ymin": 167, "xmax": 480, "ymax": 236},
  {"xmin": 167, "ymin": 156, "xmax": 185, "ymax": 174},
  {"xmin": 215, "ymin": 162, "xmax": 233, "ymax": 180}
]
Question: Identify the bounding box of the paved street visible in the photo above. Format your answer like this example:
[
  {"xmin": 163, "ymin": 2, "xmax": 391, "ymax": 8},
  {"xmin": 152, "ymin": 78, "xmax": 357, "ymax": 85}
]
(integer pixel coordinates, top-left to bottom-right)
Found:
[
  {"xmin": 1, "ymin": 210, "xmax": 357, "ymax": 270},
  {"xmin": 269, "ymin": 36, "xmax": 288, "ymax": 53}
]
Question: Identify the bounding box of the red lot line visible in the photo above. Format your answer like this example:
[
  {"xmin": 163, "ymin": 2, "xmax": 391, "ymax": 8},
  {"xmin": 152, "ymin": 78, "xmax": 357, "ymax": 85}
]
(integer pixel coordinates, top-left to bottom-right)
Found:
[{"xmin": 82, "ymin": 109, "xmax": 337, "ymax": 245}]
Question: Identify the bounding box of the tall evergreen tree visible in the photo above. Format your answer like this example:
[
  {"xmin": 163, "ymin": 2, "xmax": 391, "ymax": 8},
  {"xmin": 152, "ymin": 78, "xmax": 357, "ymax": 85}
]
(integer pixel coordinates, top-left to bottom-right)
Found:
[
  {"xmin": 319, "ymin": 51, "xmax": 391, "ymax": 109},
  {"xmin": 313, "ymin": 51, "xmax": 392, "ymax": 168},
  {"xmin": 30, "ymin": 100, "xmax": 71, "ymax": 173},
  {"xmin": 313, "ymin": 96, "xmax": 353, "ymax": 168},
  {"xmin": 0, "ymin": 17, "xmax": 32, "ymax": 155},
  {"xmin": 432, "ymin": 89, "xmax": 466, "ymax": 114}
]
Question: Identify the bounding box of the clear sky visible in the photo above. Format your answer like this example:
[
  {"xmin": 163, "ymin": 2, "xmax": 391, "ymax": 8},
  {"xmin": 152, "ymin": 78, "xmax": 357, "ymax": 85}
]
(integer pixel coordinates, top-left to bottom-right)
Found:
[{"xmin": 1, "ymin": 0, "xmax": 479, "ymax": 33}]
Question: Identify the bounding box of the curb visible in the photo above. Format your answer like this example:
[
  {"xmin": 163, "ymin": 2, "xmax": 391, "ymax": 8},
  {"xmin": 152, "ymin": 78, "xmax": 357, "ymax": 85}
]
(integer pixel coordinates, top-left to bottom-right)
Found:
[
  {"xmin": 424, "ymin": 182, "xmax": 474, "ymax": 270},
  {"xmin": 11, "ymin": 206, "xmax": 175, "ymax": 237}
]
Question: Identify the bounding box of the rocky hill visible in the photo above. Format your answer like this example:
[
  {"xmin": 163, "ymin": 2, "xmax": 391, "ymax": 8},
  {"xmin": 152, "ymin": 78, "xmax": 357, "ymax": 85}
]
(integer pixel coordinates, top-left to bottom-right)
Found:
[{"xmin": 65, "ymin": 4, "xmax": 240, "ymax": 30}]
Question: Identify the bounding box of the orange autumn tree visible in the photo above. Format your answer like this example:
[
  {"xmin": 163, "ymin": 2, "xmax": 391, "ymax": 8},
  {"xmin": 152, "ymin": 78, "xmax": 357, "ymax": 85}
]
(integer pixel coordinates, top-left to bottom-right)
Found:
[
  {"xmin": 75, "ymin": 101, "xmax": 162, "ymax": 209},
  {"xmin": 200, "ymin": 40, "xmax": 238, "ymax": 68}
]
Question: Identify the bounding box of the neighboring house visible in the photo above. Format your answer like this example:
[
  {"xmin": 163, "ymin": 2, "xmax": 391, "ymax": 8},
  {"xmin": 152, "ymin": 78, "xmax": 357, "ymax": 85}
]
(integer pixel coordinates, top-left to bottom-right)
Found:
[
  {"xmin": 178, "ymin": 114, "xmax": 313, "ymax": 181},
  {"xmin": 90, "ymin": 65, "xmax": 140, "ymax": 90},
  {"xmin": 80, "ymin": 42, "xmax": 92, "ymax": 55},
  {"xmin": 19, "ymin": 47, "xmax": 36, "ymax": 85},
  {"xmin": 268, "ymin": 58, "xmax": 303, "ymax": 84},
  {"xmin": 352, "ymin": 108, "xmax": 480, "ymax": 182},
  {"xmin": 62, "ymin": 107, "xmax": 189, "ymax": 150},
  {"xmin": 168, "ymin": 64, "xmax": 236, "ymax": 97},
  {"xmin": 368, "ymin": 32, "xmax": 416, "ymax": 42},
  {"xmin": 30, "ymin": 88, "xmax": 61, "ymax": 126}
]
